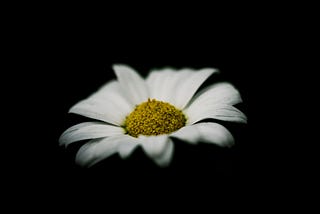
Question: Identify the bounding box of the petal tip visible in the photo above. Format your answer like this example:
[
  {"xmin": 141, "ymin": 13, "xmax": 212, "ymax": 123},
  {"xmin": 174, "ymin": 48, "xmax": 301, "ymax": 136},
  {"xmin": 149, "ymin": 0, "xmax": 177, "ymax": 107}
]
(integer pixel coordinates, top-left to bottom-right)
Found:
[
  {"xmin": 112, "ymin": 64, "xmax": 126, "ymax": 70},
  {"xmin": 202, "ymin": 67, "xmax": 219, "ymax": 74},
  {"xmin": 112, "ymin": 64, "xmax": 135, "ymax": 74}
]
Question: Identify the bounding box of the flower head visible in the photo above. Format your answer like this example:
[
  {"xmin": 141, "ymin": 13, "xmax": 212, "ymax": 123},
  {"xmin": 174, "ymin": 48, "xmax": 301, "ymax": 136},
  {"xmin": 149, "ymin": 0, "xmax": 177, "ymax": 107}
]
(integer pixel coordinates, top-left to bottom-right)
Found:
[{"xmin": 59, "ymin": 64, "xmax": 247, "ymax": 167}]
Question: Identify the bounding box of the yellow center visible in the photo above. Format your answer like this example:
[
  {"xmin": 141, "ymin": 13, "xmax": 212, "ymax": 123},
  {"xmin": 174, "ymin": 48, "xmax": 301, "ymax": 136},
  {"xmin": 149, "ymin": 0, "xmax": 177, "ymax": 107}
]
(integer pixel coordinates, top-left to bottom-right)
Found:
[{"xmin": 124, "ymin": 99, "xmax": 186, "ymax": 137}]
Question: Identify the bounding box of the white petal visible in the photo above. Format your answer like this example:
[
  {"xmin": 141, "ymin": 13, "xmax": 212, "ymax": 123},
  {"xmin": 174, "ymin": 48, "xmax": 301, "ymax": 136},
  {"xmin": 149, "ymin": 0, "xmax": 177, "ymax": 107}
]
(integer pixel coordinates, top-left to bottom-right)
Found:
[
  {"xmin": 145, "ymin": 69, "xmax": 170, "ymax": 100},
  {"xmin": 185, "ymin": 103, "xmax": 247, "ymax": 125},
  {"xmin": 153, "ymin": 139, "xmax": 174, "ymax": 167},
  {"xmin": 187, "ymin": 82, "xmax": 243, "ymax": 108},
  {"xmin": 59, "ymin": 122, "xmax": 124, "ymax": 147},
  {"xmin": 146, "ymin": 68, "xmax": 217, "ymax": 109},
  {"xmin": 118, "ymin": 138, "xmax": 139, "ymax": 159},
  {"xmin": 146, "ymin": 68, "xmax": 191, "ymax": 103},
  {"xmin": 173, "ymin": 68, "xmax": 217, "ymax": 109},
  {"xmin": 138, "ymin": 135, "xmax": 174, "ymax": 166},
  {"xmin": 75, "ymin": 135, "xmax": 136, "ymax": 167},
  {"xmin": 113, "ymin": 64, "xmax": 149, "ymax": 105},
  {"xmin": 69, "ymin": 81, "xmax": 133, "ymax": 126},
  {"xmin": 170, "ymin": 122, "xmax": 234, "ymax": 147}
]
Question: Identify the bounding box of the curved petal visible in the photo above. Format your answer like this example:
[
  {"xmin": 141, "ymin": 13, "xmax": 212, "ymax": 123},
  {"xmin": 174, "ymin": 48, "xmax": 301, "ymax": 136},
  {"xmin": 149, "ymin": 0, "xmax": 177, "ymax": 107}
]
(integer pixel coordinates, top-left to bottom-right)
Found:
[
  {"xmin": 138, "ymin": 135, "xmax": 174, "ymax": 166},
  {"xmin": 185, "ymin": 103, "xmax": 247, "ymax": 125},
  {"xmin": 170, "ymin": 122, "xmax": 234, "ymax": 147},
  {"xmin": 173, "ymin": 68, "xmax": 217, "ymax": 109},
  {"xmin": 153, "ymin": 139, "xmax": 174, "ymax": 167},
  {"xmin": 118, "ymin": 138, "xmax": 139, "ymax": 159},
  {"xmin": 59, "ymin": 122, "xmax": 124, "ymax": 147},
  {"xmin": 69, "ymin": 81, "xmax": 133, "ymax": 126},
  {"xmin": 146, "ymin": 68, "xmax": 217, "ymax": 109},
  {"xmin": 146, "ymin": 68, "xmax": 191, "ymax": 103},
  {"xmin": 187, "ymin": 82, "xmax": 243, "ymax": 108},
  {"xmin": 75, "ymin": 135, "xmax": 136, "ymax": 167},
  {"xmin": 113, "ymin": 64, "xmax": 149, "ymax": 105}
]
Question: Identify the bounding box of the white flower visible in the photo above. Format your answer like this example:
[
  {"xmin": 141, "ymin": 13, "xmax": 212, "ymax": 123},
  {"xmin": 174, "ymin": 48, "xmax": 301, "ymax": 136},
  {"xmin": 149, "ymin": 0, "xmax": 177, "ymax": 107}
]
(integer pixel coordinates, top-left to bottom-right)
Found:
[{"xmin": 59, "ymin": 64, "xmax": 247, "ymax": 167}]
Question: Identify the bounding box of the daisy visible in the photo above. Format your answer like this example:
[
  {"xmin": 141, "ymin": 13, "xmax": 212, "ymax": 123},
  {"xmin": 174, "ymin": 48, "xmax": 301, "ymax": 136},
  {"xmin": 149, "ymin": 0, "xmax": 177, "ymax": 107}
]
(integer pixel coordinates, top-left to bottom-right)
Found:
[{"xmin": 59, "ymin": 64, "xmax": 247, "ymax": 167}]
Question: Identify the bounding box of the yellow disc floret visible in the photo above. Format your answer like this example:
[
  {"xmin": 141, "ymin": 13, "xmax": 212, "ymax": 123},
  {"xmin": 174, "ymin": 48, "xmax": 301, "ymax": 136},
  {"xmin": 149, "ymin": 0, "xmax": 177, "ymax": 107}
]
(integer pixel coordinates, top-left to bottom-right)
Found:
[{"xmin": 124, "ymin": 98, "xmax": 186, "ymax": 137}]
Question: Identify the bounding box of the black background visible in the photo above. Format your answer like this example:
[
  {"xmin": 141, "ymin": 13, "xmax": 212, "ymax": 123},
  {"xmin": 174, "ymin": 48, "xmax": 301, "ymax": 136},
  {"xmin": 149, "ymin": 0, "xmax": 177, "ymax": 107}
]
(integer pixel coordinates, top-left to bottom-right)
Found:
[
  {"xmin": 5, "ymin": 4, "xmax": 317, "ymax": 211},
  {"xmin": 6, "ymin": 13, "xmax": 271, "ymax": 210}
]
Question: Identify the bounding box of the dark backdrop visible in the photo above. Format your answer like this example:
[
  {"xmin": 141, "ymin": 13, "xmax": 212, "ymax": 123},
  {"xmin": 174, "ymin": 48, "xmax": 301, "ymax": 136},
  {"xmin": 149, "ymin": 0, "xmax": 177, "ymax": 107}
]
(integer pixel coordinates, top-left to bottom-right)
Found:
[
  {"xmin": 6, "ymin": 5, "xmax": 313, "ymax": 211},
  {"xmin": 10, "ymin": 23, "xmax": 260, "ymax": 209}
]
